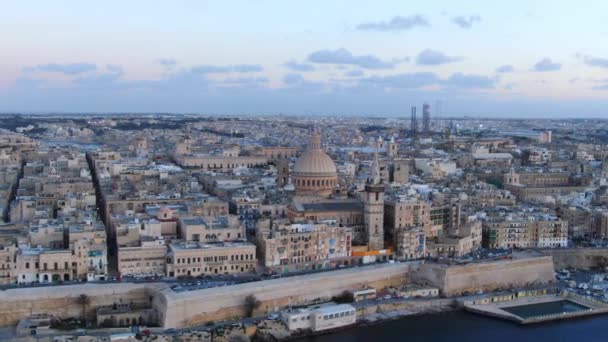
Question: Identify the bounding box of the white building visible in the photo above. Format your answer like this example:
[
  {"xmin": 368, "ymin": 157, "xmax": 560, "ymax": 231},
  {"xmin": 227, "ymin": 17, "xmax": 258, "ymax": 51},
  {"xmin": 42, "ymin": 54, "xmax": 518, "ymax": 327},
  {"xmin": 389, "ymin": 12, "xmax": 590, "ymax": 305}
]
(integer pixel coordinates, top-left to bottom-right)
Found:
[{"xmin": 282, "ymin": 303, "xmax": 357, "ymax": 332}]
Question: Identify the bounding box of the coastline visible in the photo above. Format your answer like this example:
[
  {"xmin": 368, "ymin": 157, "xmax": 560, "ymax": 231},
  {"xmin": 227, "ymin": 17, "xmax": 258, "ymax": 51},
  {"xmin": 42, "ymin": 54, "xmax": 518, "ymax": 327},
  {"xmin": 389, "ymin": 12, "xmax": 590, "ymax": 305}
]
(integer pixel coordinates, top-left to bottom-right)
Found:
[{"xmin": 257, "ymin": 298, "xmax": 458, "ymax": 342}]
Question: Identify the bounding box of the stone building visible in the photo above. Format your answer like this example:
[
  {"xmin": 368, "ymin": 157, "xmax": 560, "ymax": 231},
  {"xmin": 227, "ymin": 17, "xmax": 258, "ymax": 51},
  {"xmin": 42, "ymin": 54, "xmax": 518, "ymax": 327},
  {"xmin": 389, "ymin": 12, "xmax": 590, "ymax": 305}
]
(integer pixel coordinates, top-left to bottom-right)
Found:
[
  {"xmin": 256, "ymin": 221, "xmax": 352, "ymax": 271},
  {"xmin": 179, "ymin": 216, "xmax": 245, "ymax": 243},
  {"xmin": 385, "ymin": 198, "xmax": 431, "ymax": 238},
  {"xmin": 288, "ymin": 201, "xmax": 363, "ymax": 226},
  {"xmin": 426, "ymin": 221, "xmax": 482, "ymax": 258},
  {"xmin": 467, "ymin": 189, "xmax": 517, "ymax": 207},
  {"xmin": 394, "ymin": 226, "xmax": 426, "ymax": 260},
  {"xmin": 254, "ymin": 146, "xmax": 298, "ymax": 160},
  {"xmin": 96, "ymin": 303, "xmax": 157, "ymax": 328},
  {"xmin": 166, "ymin": 241, "xmax": 256, "ymax": 277},
  {"xmin": 0, "ymin": 245, "xmax": 16, "ymax": 285},
  {"xmin": 118, "ymin": 242, "xmax": 167, "ymax": 278},
  {"xmin": 482, "ymin": 213, "xmax": 568, "ymax": 249}
]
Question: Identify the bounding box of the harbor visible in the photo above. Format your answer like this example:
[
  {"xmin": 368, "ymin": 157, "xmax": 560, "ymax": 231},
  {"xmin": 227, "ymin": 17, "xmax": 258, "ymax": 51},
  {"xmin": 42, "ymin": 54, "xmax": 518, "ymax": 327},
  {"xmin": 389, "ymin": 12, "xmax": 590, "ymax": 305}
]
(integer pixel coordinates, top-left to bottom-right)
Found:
[{"xmin": 463, "ymin": 291, "xmax": 608, "ymax": 324}]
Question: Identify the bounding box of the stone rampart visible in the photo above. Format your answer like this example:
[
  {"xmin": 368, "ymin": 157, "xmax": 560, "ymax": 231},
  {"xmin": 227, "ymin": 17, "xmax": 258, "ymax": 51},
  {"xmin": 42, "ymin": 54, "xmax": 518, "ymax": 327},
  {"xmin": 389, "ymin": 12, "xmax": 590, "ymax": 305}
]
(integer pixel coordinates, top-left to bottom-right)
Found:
[
  {"xmin": 540, "ymin": 248, "xmax": 608, "ymax": 270},
  {"xmin": 0, "ymin": 283, "xmax": 164, "ymax": 327},
  {"xmin": 0, "ymin": 256, "xmax": 557, "ymax": 329},
  {"xmin": 413, "ymin": 256, "xmax": 555, "ymax": 296},
  {"xmin": 156, "ymin": 262, "xmax": 417, "ymax": 328}
]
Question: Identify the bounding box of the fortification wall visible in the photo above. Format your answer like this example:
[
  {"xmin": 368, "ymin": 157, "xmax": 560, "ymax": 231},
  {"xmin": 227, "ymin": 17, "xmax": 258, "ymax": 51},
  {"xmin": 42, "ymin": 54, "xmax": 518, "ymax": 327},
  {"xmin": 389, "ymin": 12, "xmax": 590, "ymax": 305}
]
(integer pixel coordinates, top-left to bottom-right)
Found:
[
  {"xmin": 0, "ymin": 283, "xmax": 165, "ymax": 327},
  {"xmin": 414, "ymin": 256, "xmax": 555, "ymax": 296},
  {"xmin": 0, "ymin": 256, "xmax": 558, "ymax": 329},
  {"xmin": 540, "ymin": 248, "xmax": 608, "ymax": 270},
  {"xmin": 156, "ymin": 263, "xmax": 417, "ymax": 328}
]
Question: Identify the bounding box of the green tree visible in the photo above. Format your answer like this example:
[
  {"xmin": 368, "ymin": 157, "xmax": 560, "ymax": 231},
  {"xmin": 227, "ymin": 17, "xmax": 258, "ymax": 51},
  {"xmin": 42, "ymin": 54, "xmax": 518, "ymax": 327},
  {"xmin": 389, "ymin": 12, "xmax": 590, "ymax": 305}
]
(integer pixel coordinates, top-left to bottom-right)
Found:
[
  {"xmin": 332, "ymin": 290, "xmax": 354, "ymax": 304},
  {"xmin": 77, "ymin": 294, "xmax": 91, "ymax": 326}
]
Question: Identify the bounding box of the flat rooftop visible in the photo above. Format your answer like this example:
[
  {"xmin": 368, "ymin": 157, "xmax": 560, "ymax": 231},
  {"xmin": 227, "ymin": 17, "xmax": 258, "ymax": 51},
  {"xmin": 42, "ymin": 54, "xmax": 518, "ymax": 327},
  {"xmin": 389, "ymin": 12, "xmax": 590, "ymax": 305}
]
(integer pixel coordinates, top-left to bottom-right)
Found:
[{"xmin": 296, "ymin": 201, "xmax": 363, "ymax": 212}]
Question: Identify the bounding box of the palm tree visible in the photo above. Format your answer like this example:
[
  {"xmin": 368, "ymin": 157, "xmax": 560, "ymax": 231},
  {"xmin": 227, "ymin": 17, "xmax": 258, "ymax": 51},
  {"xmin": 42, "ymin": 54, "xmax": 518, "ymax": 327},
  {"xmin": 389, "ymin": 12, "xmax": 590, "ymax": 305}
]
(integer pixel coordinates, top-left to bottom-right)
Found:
[{"xmin": 77, "ymin": 294, "xmax": 91, "ymax": 326}]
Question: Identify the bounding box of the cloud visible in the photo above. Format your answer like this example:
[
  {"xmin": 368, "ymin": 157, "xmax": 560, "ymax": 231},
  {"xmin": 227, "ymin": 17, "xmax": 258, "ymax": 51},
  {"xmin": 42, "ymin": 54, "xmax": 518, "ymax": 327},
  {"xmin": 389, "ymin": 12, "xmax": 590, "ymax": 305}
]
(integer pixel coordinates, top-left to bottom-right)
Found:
[
  {"xmin": 280, "ymin": 73, "xmax": 327, "ymax": 93},
  {"xmin": 452, "ymin": 15, "xmax": 482, "ymax": 29},
  {"xmin": 583, "ymin": 55, "xmax": 608, "ymax": 68},
  {"xmin": 360, "ymin": 72, "xmax": 440, "ymax": 88},
  {"xmin": 359, "ymin": 71, "xmax": 496, "ymax": 90},
  {"xmin": 345, "ymin": 70, "xmax": 364, "ymax": 77},
  {"xmin": 191, "ymin": 64, "xmax": 263, "ymax": 74},
  {"xmin": 284, "ymin": 60, "xmax": 315, "ymax": 72},
  {"xmin": 106, "ymin": 64, "xmax": 124, "ymax": 74},
  {"xmin": 443, "ymin": 73, "xmax": 497, "ymax": 89},
  {"xmin": 532, "ymin": 58, "xmax": 561, "ymax": 72},
  {"xmin": 357, "ymin": 15, "xmax": 429, "ymax": 31},
  {"xmin": 24, "ymin": 63, "xmax": 97, "ymax": 75},
  {"xmin": 496, "ymin": 65, "xmax": 514, "ymax": 73},
  {"xmin": 72, "ymin": 65, "xmax": 125, "ymax": 88},
  {"xmin": 593, "ymin": 79, "xmax": 608, "ymax": 90},
  {"xmin": 308, "ymin": 48, "xmax": 397, "ymax": 69},
  {"xmin": 220, "ymin": 77, "xmax": 269, "ymax": 87},
  {"xmin": 158, "ymin": 58, "xmax": 177, "ymax": 68},
  {"xmin": 12, "ymin": 62, "xmax": 604, "ymax": 118},
  {"xmin": 283, "ymin": 73, "xmax": 305, "ymax": 85},
  {"xmin": 415, "ymin": 49, "xmax": 463, "ymax": 66}
]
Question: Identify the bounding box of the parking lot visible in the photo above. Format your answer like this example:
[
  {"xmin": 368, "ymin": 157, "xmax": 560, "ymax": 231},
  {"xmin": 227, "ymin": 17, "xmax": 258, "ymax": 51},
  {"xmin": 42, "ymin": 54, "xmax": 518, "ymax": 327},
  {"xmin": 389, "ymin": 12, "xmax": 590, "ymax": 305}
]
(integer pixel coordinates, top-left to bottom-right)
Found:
[{"xmin": 556, "ymin": 268, "xmax": 608, "ymax": 302}]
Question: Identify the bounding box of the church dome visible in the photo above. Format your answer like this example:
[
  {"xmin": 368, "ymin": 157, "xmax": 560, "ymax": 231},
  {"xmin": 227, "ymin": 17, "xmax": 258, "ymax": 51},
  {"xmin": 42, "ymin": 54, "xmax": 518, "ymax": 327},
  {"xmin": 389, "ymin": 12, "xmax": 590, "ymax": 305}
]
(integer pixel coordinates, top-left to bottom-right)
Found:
[
  {"xmin": 293, "ymin": 150, "xmax": 337, "ymax": 175},
  {"xmin": 293, "ymin": 131, "xmax": 336, "ymax": 176},
  {"xmin": 292, "ymin": 131, "xmax": 338, "ymax": 198}
]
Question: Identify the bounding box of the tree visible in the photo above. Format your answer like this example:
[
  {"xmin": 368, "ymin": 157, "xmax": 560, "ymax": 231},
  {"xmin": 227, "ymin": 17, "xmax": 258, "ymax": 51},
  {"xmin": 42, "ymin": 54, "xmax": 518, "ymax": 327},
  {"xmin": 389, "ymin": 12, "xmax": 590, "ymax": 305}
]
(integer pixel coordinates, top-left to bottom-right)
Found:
[
  {"xmin": 332, "ymin": 290, "xmax": 354, "ymax": 304},
  {"xmin": 77, "ymin": 294, "xmax": 91, "ymax": 326},
  {"xmin": 486, "ymin": 176, "xmax": 504, "ymax": 189},
  {"xmin": 244, "ymin": 294, "xmax": 261, "ymax": 317}
]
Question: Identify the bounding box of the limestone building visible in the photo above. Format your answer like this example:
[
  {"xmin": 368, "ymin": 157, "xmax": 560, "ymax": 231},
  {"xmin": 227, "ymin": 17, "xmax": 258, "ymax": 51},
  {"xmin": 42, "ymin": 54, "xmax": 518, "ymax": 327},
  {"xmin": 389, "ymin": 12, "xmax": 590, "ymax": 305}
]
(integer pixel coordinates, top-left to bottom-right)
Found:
[
  {"xmin": 394, "ymin": 226, "xmax": 426, "ymax": 260},
  {"xmin": 482, "ymin": 212, "xmax": 568, "ymax": 249},
  {"xmin": 166, "ymin": 241, "xmax": 256, "ymax": 277},
  {"xmin": 256, "ymin": 221, "xmax": 352, "ymax": 271}
]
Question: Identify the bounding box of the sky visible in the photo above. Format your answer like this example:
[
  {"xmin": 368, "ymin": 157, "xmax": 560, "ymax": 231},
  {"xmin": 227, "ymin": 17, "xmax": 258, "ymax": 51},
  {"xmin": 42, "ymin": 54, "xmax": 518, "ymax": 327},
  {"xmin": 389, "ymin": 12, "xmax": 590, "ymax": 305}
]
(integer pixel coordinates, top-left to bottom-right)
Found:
[{"xmin": 1, "ymin": 1, "xmax": 608, "ymax": 117}]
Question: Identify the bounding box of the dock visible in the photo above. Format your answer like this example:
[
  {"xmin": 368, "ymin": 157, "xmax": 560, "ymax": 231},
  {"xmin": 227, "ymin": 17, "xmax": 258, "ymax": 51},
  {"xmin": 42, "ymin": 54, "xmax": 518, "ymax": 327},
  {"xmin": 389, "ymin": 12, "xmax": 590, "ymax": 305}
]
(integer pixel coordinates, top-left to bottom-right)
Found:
[{"xmin": 463, "ymin": 291, "xmax": 608, "ymax": 324}]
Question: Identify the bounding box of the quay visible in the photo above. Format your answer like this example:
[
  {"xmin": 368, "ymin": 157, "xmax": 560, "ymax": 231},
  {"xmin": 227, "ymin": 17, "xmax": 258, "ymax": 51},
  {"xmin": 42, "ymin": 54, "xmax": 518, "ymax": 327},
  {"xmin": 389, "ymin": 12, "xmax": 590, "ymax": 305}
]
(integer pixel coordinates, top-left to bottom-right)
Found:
[{"xmin": 463, "ymin": 290, "xmax": 608, "ymax": 324}]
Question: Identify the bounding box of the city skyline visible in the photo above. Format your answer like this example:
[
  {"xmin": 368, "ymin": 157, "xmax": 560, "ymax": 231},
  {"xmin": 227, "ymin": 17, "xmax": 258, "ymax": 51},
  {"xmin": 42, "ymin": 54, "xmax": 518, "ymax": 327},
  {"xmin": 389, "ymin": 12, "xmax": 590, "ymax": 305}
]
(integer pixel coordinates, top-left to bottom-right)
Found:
[{"xmin": 2, "ymin": 1, "xmax": 608, "ymax": 117}]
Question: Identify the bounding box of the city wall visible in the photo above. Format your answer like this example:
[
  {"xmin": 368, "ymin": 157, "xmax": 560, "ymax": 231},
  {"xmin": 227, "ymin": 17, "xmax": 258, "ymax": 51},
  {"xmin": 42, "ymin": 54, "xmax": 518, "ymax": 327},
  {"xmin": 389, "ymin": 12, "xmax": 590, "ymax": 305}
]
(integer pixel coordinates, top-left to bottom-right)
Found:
[
  {"xmin": 0, "ymin": 256, "xmax": 557, "ymax": 329},
  {"xmin": 0, "ymin": 283, "xmax": 164, "ymax": 327},
  {"xmin": 156, "ymin": 262, "xmax": 417, "ymax": 328},
  {"xmin": 413, "ymin": 256, "xmax": 555, "ymax": 296},
  {"xmin": 540, "ymin": 248, "xmax": 608, "ymax": 270}
]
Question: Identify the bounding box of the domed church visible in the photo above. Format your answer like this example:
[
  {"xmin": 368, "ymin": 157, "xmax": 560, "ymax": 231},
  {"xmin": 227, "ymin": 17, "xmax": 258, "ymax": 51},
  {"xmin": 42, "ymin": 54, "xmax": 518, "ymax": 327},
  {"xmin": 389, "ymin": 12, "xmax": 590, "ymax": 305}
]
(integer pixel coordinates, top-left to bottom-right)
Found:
[{"xmin": 292, "ymin": 130, "xmax": 338, "ymax": 198}]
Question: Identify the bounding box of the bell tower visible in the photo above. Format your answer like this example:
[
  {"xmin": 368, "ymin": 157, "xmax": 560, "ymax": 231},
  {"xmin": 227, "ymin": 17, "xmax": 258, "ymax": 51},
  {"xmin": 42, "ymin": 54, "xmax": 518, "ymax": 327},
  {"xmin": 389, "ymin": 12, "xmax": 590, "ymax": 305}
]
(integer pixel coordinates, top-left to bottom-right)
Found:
[{"xmin": 364, "ymin": 149, "xmax": 385, "ymax": 251}]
